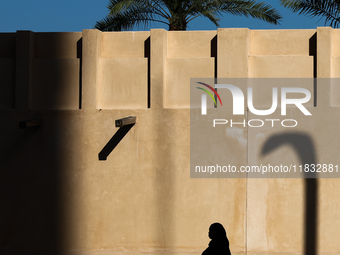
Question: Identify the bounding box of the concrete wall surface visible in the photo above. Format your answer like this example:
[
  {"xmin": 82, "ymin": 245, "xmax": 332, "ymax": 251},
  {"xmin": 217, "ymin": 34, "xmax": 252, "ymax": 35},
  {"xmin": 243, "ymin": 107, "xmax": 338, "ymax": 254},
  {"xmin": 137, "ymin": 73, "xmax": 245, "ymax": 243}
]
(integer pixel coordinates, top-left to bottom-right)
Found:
[{"xmin": 0, "ymin": 27, "xmax": 339, "ymax": 255}]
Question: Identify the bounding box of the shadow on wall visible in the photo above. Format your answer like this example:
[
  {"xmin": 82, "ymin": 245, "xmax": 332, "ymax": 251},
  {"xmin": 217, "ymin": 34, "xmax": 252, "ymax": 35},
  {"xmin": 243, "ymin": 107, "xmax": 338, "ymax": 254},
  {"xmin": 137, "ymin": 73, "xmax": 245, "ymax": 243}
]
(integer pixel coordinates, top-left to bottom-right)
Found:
[
  {"xmin": 211, "ymin": 35, "xmax": 217, "ymax": 79},
  {"xmin": 262, "ymin": 133, "xmax": 318, "ymax": 255},
  {"xmin": 309, "ymin": 32, "xmax": 317, "ymax": 106},
  {"xmin": 144, "ymin": 36, "xmax": 151, "ymax": 108},
  {"xmin": 0, "ymin": 31, "xmax": 81, "ymax": 255},
  {"xmin": 77, "ymin": 37, "xmax": 82, "ymax": 109},
  {"xmin": 98, "ymin": 124, "xmax": 135, "ymax": 160}
]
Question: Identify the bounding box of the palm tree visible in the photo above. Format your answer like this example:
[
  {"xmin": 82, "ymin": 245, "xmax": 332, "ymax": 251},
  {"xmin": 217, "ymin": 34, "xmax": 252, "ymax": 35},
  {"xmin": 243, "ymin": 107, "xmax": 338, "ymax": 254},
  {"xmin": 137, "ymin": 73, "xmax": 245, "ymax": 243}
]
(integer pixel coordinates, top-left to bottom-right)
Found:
[
  {"xmin": 95, "ymin": 0, "xmax": 282, "ymax": 31},
  {"xmin": 280, "ymin": 0, "xmax": 340, "ymax": 28}
]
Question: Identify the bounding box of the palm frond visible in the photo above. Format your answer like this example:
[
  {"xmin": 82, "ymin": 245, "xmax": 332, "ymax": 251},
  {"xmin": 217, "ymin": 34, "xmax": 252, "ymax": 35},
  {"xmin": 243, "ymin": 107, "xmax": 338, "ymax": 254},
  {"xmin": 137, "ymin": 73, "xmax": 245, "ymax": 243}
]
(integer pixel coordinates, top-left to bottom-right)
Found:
[
  {"xmin": 95, "ymin": 4, "xmax": 168, "ymax": 31},
  {"xmin": 280, "ymin": 0, "xmax": 340, "ymax": 28},
  {"xmin": 218, "ymin": 0, "xmax": 282, "ymax": 25},
  {"xmin": 107, "ymin": 0, "xmax": 134, "ymax": 13},
  {"xmin": 95, "ymin": 0, "xmax": 282, "ymax": 31},
  {"xmin": 185, "ymin": 0, "xmax": 281, "ymax": 26},
  {"xmin": 200, "ymin": 11, "xmax": 221, "ymax": 27},
  {"xmin": 96, "ymin": 0, "xmax": 171, "ymax": 31}
]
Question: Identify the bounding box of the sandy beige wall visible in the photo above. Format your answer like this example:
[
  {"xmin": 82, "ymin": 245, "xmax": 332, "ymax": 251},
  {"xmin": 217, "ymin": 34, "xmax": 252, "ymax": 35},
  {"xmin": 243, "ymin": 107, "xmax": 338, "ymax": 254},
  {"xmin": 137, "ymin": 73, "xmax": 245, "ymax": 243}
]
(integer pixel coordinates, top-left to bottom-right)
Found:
[{"xmin": 0, "ymin": 28, "xmax": 339, "ymax": 255}]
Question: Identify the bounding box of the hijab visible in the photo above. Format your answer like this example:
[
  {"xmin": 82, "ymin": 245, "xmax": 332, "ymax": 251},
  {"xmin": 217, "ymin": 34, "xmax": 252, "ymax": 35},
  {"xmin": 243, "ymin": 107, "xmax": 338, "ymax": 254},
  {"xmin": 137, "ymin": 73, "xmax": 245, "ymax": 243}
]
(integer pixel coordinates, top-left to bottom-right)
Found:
[{"xmin": 202, "ymin": 223, "xmax": 231, "ymax": 255}]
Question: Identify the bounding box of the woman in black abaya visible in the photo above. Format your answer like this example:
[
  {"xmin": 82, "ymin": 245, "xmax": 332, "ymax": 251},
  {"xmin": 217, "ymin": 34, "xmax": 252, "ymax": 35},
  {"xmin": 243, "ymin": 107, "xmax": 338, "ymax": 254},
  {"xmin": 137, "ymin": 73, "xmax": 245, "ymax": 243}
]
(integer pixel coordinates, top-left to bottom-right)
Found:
[{"xmin": 202, "ymin": 223, "xmax": 231, "ymax": 255}]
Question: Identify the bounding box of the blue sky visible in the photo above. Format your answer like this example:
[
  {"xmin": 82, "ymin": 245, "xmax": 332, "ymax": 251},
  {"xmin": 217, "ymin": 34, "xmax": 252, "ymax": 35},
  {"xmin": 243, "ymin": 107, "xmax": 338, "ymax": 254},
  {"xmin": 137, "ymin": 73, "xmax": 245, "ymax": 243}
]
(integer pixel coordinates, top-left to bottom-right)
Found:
[{"xmin": 0, "ymin": 0, "xmax": 327, "ymax": 32}]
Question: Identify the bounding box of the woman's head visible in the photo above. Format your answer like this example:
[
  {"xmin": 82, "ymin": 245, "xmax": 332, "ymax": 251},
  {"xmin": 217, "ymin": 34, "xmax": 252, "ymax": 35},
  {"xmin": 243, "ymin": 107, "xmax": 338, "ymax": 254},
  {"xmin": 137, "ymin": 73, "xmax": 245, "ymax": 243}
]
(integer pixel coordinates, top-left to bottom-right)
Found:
[{"xmin": 208, "ymin": 223, "xmax": 227, "ymax": 240}]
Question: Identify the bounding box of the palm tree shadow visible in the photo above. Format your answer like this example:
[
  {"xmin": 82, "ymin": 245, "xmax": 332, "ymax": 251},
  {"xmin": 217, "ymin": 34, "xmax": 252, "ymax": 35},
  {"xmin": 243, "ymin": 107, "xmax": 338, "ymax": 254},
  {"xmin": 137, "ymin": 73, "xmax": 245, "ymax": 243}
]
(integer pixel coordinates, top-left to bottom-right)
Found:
[{"xmin": 262, "ymin": 133, "xmax": 317, "ymax": 255}]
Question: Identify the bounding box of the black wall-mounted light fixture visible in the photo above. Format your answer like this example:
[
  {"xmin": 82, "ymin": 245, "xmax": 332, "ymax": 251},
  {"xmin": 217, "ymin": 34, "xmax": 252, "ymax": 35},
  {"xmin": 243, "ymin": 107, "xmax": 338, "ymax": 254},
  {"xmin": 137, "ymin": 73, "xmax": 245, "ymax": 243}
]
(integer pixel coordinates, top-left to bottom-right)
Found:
[
  {"xmin": 99, "ymin": 116, "xmax": 136, "ymax": 161},
  {"xmin": 19, "ymin": 119, "xmax": 42, "ymax": 129}
]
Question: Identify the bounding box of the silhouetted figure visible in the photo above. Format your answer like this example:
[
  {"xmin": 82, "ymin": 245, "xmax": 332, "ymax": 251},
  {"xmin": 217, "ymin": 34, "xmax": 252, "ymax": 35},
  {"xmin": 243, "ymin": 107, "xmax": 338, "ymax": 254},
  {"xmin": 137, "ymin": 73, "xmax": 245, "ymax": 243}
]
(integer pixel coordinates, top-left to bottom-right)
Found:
[{"xmin": 202, "ymin": 223, "xmax": 231, "ymax": 255}]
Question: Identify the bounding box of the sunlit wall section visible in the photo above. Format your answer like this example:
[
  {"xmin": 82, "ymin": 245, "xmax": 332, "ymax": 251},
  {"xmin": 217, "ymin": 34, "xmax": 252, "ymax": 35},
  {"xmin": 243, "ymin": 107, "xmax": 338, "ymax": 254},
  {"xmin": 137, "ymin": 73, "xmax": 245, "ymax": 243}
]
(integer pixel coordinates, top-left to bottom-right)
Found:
[
  {"xmin": 97, "ymin": 31, "xmax": 149, "ymax": 109},
  {"xmin": 165, "ymin": 31, "xmax": 216, "ymax": 108}
]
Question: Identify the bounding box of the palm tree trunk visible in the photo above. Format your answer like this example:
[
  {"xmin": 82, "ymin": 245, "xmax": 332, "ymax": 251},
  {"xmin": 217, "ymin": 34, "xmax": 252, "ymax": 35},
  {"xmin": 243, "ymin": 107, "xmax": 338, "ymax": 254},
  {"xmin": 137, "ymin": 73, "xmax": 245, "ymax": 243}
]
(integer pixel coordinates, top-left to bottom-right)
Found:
[{"xmin": 169, "ymin": 19, "xmax": 187, "ymax": 31}]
